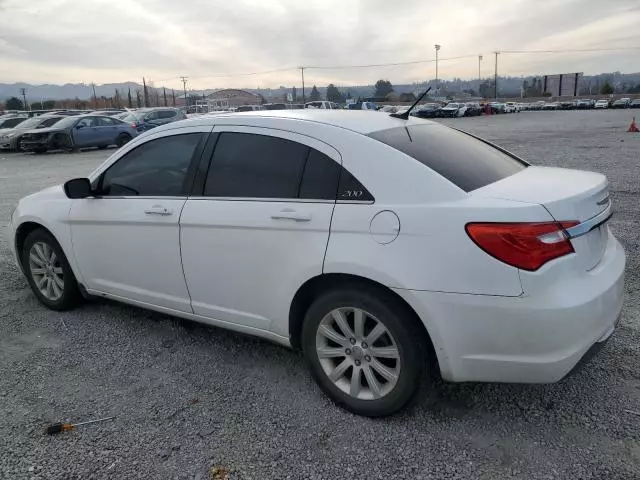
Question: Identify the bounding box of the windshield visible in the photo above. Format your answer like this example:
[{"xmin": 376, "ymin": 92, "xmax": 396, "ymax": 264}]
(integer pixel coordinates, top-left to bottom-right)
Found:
[{"xmin": 369, "ymin": 124, "xmax": 526, "ymax": 192}]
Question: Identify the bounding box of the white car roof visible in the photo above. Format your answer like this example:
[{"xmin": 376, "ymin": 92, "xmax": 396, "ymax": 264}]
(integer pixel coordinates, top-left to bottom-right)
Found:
[{"xmin": 149, "ymin": 110, "xmax": 429, "ymax": 136}]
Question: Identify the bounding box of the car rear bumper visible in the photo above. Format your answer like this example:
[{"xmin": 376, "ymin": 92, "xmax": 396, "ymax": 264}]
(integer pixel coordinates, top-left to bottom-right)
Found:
[{"xmin": 394, "ymin": 233, "xmax": 625, "ymax": 383}]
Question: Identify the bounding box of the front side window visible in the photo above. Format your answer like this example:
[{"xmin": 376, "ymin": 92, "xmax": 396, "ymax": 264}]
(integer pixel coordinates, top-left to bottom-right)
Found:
[
  {"xmin": 100, "ymin": 133, "xmax": 203, "ymax": 196},
  {"xmin": 76, "ymin": 117, "xmax": 98, "ymax": 128}
]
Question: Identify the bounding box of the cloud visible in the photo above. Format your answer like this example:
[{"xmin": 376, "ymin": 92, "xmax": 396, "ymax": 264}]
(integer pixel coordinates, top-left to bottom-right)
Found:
[{"xmin": 0, "ymin": 0, "xmax": 639, "ymax": 88}]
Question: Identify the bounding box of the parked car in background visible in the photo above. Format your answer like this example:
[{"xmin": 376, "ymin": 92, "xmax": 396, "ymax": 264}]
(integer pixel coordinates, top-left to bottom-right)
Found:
[
  {"xmin": 21, "ymin": 115, "xmax": 138, "ymax": 153},
  {"xmin": 0, "ymin": 116, "xmax": 64, "ymax": 151},
  {"xmin": 629, "ymin": 99, "xmax": 640, "ymax": 108},
  {"xmin": 306, "ymin": 101, "xmax": 343, "ymax": 109},
  {"xmin": 559, "ymin": 101, "xmax": 574, "ymax": 110},
  {"xmin": 117, "ymin": 108, "xmax": 186, "ymax": 132},
  {"xmin": 0, "ymin": 116, "xmax": 28, "ymax": 131},
  {"xmin": 463, "ymin": 103, "xmax": 483, "ymax": 116},
  {"xmin": 542, "ymin": 102, "xmax": 560, "ymax": 110},
  {"xmin": 9, "ymin": 110, "xmax": 625, "ymax": 417},
  {"xmin": 440, "ymin": 102, "xmax": 467, "ymax": 117},
  {"xmin": 347, "ymin": 102, "xmax": 378, "ymax": 111},
  {"xmin": 611, "ymin": 98, "xmax": 631, "ymax": 109},
  {"xmin": 234, "ymin": 105, "xmax": 264, "ymax": 112},
  {"xmin": 412, "ymin": 103, "xmax": 441, "ymax": 118},
  {"xmin": 263, "ymin": 103, "xmax": 288, "ymax": 110},
  {"xmin": 489, "ymin": 102, "xmax": 506, "ymax": 114},
  {"xmin": 575, "ymin": 99, "xmax": 595, "ymax": 109},
  {"xmin": 594, "ymin": 99, "xmax": 609, "ymax": 109},
  {"xmin": 503, "ymin": 102, "xmax": 518, "ymax": 113}
]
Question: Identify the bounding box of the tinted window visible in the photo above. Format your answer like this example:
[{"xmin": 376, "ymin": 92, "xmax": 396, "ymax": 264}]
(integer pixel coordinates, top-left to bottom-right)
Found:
[
  {"xmin": 368, "ymin": 124, "xmax": 526, "ymax": 192},
  {"xmin": 0, "ymin": 118, "xmax": 26, "ymax": 128},
  {"xmin": 41, "ymin": 117, "xmax": 62, "ymax": 127},
  {"xmin": 337, "ymin": 169, "xmax": 374, "ymax": 201},
  {"xmin": 158, "ymin": 110, "xmax": 177, "ymax": 119},
  {"xmin": 101, "ymin": 133, "xmax": 203, "ymax": 196},
  {"xmin": 205, "ymin": 133, "xmax": 307, "ymax": 198},
  {"xmin": 76, "ymin": 117, "xmax": 98, "ymax": 128},
  {"xmin": 299, "ymin": 149, "xmax": 340, "ymax": 200}
]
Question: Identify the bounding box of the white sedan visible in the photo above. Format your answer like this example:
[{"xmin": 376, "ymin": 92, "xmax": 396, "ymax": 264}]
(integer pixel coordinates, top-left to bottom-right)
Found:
[{"xmin": 8, "ymin": 110, "xmax": 625, "ymax": 416}]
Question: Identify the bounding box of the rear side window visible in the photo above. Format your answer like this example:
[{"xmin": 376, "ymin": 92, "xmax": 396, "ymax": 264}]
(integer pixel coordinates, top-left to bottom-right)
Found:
[
  {"xmin": 205, "ymin": 132, "xmax": 308, "ymax": 198},
  {"xmin": 158, "ymin": 110, "xmax": 177, "ymax": 119},
  {"xmin": 41, "ymin": 117, "xmax": 61, "ymax": 127},
  {"xmin": 368, "ymin": 124, "xmax": 526, "ymax": 192}
]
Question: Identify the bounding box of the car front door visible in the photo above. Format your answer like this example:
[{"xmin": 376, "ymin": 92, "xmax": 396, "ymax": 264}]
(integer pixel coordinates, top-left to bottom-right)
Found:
[
  {"xmin": 96, "ymin": 116, "xmax": 117, "ymax": 145},
  {"xmin": 179, "ymin": 127, "xmax": 341, "ymax": 335},
  {"xmin": 68, "ymin": 126, "xmax": 210, "ymax": 312},
  {"xmin": 73, "ymin": 117, "xmax": 101, "ymax": 147}
]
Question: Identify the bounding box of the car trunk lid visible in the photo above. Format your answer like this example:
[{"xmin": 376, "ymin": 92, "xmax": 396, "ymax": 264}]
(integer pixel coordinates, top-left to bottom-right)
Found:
[{"xmin": 472, "ymin": 166, "xmax": 610, "ymax": 271}]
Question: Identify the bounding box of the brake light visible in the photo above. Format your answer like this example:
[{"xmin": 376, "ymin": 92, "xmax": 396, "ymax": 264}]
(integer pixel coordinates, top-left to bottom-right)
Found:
[
  {"xmin": 465, "ymin": 221, "xmax": 579, "ymax": 271},
  {"xmin": 131, "ymin": 123, "xmax": 137, "ymax": 128}
]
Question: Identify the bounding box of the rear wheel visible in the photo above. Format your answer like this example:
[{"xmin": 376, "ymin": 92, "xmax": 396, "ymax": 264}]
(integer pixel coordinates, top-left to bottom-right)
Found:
[
  {"xmin": 21, "ymin": 229, "xmax": 81, "ymax": 311},
  {"xmin": 116, "ymin": 133, "xmax": 131, "ymax": 148},
  {"xmin": 33, "ymin": 146, "xmax": 47, "ymax": 154},
  {"xmin": 301, "ymin": 287, "xmax": 427, "ymax": 417}
]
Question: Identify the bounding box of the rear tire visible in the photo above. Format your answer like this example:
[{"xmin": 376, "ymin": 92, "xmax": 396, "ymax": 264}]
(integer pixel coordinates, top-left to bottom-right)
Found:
[
  {"xmin": 301, "ymin": 286, "xmax": 427, "ymax": 417},
  {"xmin": 21, "ymin": 229, "xmax": 81, "ymax": 311},
  {"xmin": 34, "ymin": 146, "xmax": 47, "ymax": 154},
  {"xmin": 116, "ymin": 133, "xmax": 131, "ymax": 148}
]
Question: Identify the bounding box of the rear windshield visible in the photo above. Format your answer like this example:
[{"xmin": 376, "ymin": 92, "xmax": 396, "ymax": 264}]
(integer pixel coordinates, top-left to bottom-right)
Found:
[{"xmin": 368, "ymin": 124, "xmax": 527, "ymax": 192}]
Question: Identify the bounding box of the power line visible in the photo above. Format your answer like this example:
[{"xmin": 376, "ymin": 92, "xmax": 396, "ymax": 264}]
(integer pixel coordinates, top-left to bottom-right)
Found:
[
  {"xmin": 305, "ymin": 54, "xmax": 478, "ymax": 70},
  {"xmin": 501, "ymin": 47, "xmax": 640, "ymax": 54}
]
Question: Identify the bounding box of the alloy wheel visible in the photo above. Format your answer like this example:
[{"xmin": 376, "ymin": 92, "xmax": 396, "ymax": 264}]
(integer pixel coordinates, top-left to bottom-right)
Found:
[
  {"xmin": 315, "ymin": 307, "xmax": 401, "ymax": 400},
  {"xmin": 28, "ymin": 241, "xmax": 64, "ymax": 301}
]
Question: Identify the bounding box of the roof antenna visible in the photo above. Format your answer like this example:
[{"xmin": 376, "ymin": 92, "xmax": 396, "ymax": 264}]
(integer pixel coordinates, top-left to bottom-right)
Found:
[{"xmin": 390, "ymin": 87, "xmax": 432, "ymax": 120}]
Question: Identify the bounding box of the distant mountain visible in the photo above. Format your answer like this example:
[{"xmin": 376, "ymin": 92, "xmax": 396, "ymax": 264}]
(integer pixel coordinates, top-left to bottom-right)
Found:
[{"xmin": 2, "ymin": 72, "xmax": 639, "ymax": 102}]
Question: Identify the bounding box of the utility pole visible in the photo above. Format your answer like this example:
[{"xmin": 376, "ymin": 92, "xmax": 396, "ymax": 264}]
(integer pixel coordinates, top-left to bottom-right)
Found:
[
  {"xmin": 91, "ymin": 83, "xmax": 97, "ymax": 108},
  {"xmin": 478, "ymin": 55, "xmax": 483, "ymax": 93},
  {"xmin": 172, "ymin": 89, "xmax": 176, "ymax": 107},
  {"xmin": 434, "ymin": 44, "xmax": 441, "ymax": 94},
  {"xmin": 300, "ymin": 67, "xmax": 305, "ymax": 104},
  {"xmin": 180, "ymin": 76, "xmax": 188, "ymax": 109},
  {"xmin": 19, "ymin": 88, "xmax": 28, "ymax": 110},
  {"xmin": 163, "ymin": 87, "xmax": 168, "ymax": 106},
  {"xmin": 142, "ymin": 77, "xmax": 149, "ymax": 107},
  {"xmin": 494, "ymin": 51, "xmax": 499, "ymax": 99}
]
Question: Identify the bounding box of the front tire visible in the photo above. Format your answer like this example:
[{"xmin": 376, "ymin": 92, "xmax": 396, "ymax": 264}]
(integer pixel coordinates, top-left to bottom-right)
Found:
[
  {"xmin": 21, "ymin": 229, "xmax": 81, "ymax": 311},
  {"xmin": 301, "ymin": 287, "xmax": 427, "ymax": 417}
]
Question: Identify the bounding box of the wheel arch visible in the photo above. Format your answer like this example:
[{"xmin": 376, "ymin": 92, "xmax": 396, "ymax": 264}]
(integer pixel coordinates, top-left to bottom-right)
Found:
[
  {"xmin": 14, "ymin": 221, "xmax": 53, "ymax": 270},
  {"xmin": 288, "ymin": 273, "xmax": 440, "ymax": 374}
]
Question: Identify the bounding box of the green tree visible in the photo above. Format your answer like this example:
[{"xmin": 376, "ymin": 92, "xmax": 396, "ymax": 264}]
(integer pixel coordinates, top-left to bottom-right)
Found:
[
  {"xmin": 326, "ymin": 84, "xmax": 345, "ymax": 103},
  {"xmin": 5, "ymin": 96, "xmax": 23, "ymax": 110},
  {"xmin": 309, "ymin": 85, "xmax": 321, "ymax": 101},
  {"xmin": 127, "ymin": 88, "xmax": 133, "ymax": 108},
  {"xmin": 374, "ymin": 79, "xmax": 393, "ymax": 98},
  {"xmin": 600, "ymin": 81, "xmax": 614, "ymax": 94},
  {"xmin": 292, "ymin": 86, "xmax": 297, "ymax": 102}
]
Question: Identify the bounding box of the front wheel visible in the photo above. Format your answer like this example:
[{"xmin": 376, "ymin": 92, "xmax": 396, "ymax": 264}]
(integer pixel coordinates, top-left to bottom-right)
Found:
[
  {"xmin": 22, "ymin": 229, "xmax": 81, "ymax": 311},
  {"xmin": 301, "ymin": 288, "xmax": 427, "ymax": 417}
]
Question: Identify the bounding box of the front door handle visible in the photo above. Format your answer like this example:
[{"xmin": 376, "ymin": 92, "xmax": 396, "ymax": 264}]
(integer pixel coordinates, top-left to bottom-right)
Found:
[
  {"xmin": 271, "ymin": 209, "xmax": 311, "ymax": 222},
  {"xmin": 144, "ymin": 205, "xmax": 173, "ymax": 216}
]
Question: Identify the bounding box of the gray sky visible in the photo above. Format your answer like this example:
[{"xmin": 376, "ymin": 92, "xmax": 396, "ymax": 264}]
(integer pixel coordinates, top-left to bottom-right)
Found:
[{"xmin": 1, "ymin": 0, "xmax": 639, "ymax": 89}]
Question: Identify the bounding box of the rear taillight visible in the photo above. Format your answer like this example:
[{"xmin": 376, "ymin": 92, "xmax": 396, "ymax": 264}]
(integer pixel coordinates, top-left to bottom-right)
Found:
[
  {"xmin": 131, "ymin": 123, "xmax": 137, "ymax": 128},
  {"xmin": 465, "ymin": 221, "xmax": 578, "ymax": 271}
]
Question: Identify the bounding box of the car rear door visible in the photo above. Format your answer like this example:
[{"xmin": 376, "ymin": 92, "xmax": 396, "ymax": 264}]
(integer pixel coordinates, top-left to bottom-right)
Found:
[
  {"xmin": 73, "ymin": 117, "xmax": 101, "ymax": 147},
  {"xmin": 69, "ymin": 126, "xmax": 210, "ymax": 312},
  {"xmin": 96, "ymin": 116, "xmax": 118, "ymax": 145},
  {"xmin": 179, "ymin": 127, "xmax": 341, "ymax": 335}
]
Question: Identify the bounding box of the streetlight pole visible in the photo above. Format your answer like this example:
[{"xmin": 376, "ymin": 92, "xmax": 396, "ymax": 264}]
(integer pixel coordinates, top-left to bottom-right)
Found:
[
  {"xmin": 478, "ymin": 55, "xmax": 483, "ymax": 93},
  {"xmin": 180, "ymin": 76, "xmax": 188, "ymax": 109},
  {"xmin": 300, "ymin": 67, "xmax": 306, "ymax": 104},
  {"xmin": 494, "ymin": 51, "xmax": 499, "ymax": 99},
  {"xmin": 434, "ymin": 45, "xmax": 441, "ymax": 93}
]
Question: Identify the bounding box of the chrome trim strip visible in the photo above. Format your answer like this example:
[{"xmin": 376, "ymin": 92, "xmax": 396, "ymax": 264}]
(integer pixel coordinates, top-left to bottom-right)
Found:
[{"xmin": 565, "ymin": 203, "xmax": 612, "ymax": 239}]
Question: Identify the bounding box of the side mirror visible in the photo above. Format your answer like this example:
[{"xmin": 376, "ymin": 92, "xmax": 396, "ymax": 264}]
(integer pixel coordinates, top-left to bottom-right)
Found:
[
  {"xmin": 64, "ymin": 178, "xmax": 93, "ymax": 199},
  {"xmin": 76, "ymin": 124, "xmax": 85, "ymax": 129}
]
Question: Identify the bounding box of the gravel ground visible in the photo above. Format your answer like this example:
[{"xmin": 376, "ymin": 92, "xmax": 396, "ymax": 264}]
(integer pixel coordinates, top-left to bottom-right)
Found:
[{"xmin": 0, "ymin": 110, "xmax": 638, "ymax": 480}]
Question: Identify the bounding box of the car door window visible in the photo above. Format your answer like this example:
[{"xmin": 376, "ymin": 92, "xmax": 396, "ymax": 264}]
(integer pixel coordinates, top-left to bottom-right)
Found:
[
  {"xmin": 41, "ymin": 117, "xmax": 61, "ymax": 127},
  {"xmin": 100, "ymin": 133, "xmax": 203, "ymax": 196},
  {"xmin": 158, "ymin": 110, "xmax": 176, "ymax": 119},
  {"xmin": 299, "ymin": 149, "xmax": 341, "ymax": 200},
  {"xmin": 97, "ymin": 117, "xmax": 116, "ymax": 126},
  {"xmin": 76, "ymin": 117, "xmax": 97, "ymax": 128},
  {"xmin": 204, "ymin": 132, "xmax": 308, "ymax": 199}
]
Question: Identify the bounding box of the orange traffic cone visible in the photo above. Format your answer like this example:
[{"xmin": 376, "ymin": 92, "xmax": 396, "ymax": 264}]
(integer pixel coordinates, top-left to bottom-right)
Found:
[{"xmin": 628, "ymin": 117, "xmax": 640, "ymax": 133}]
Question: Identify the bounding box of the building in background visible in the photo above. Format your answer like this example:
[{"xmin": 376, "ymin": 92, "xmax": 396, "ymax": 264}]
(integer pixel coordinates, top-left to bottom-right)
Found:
[{"xmin": 207, "ymin": 89, "xmax": 262, "ymax": 108}]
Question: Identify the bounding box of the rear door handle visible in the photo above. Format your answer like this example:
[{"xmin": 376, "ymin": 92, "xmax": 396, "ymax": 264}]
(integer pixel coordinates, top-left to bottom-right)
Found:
[
  {"xmin": 271, "ymin": 209, "xmax": 311, "ymax": 222},
  {"xmin": 144, "ymin": 205, "xmax": 173, "ymax": 216}
]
